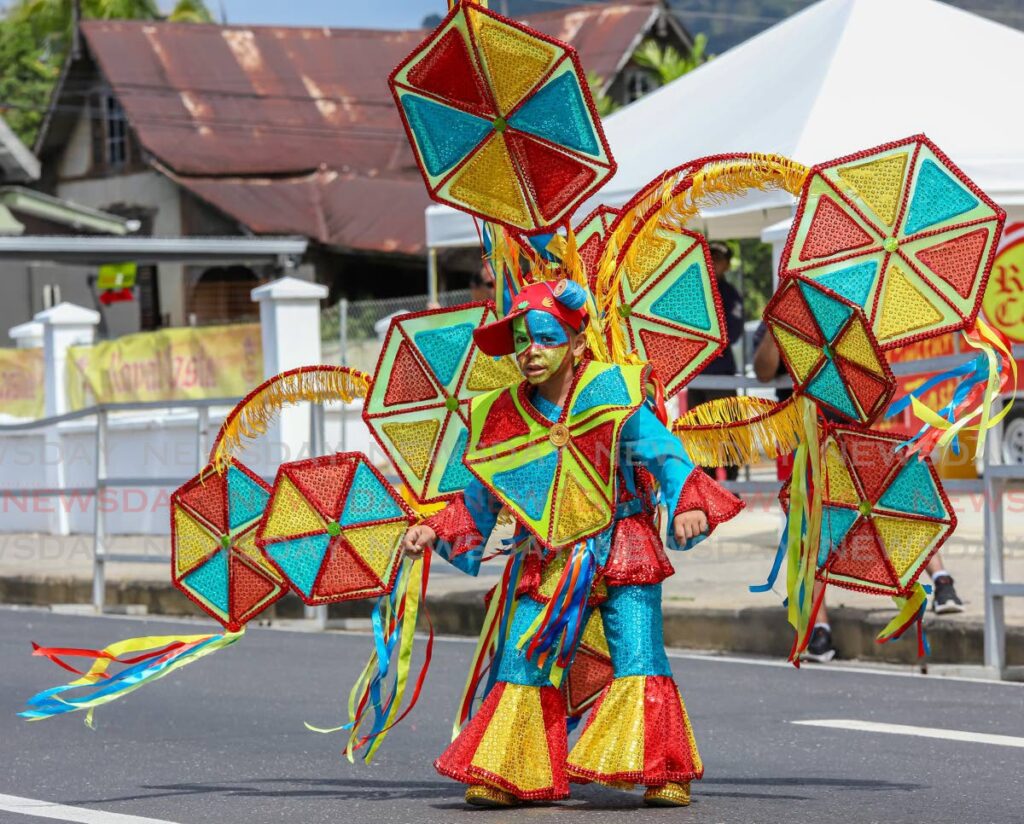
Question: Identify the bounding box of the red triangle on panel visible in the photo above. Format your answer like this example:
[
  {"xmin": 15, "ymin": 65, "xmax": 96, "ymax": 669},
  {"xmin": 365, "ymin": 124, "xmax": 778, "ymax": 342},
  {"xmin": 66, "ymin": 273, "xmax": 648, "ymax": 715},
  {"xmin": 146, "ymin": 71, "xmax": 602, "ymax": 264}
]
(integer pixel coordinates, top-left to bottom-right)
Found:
[
  {"xmin": 915, "ymin": 228, "xmax": 989, "ymax": 300},
  {"xmin": 800, "ymin": 195, "xmax": 874, "ymax": 261},
  {"xmin": 285, "ymin": 460, "xmax": 354, "ymax": 521},
  {"xmin": 477, "ymin": 389, "xmax": 530, "ymax": 449},
  {"xmin": 178, "ymin": 472, "xmax": 228, "ymax": 534},
  {"xmin": 572, "ymin": 420, "xmax": 616, "ymax": 485},
  {"xmin": 836, "ymin": 359, "xmax": 890, "ymax": 420},
  {"xmin": 638, "ymin": 328, "xmax": 709, "ymax": 385},
  {"xmin": 828, "ymin": 519, "xmax": 897, "ymax": 589},
  {"xmin": 314, "ymin": 538, "xmax": 384, "ymax": 600},
  {"xmin": 385, "ymin": 340, "xmax": 440, "ymax": 407},
  {"xmin": 579, "ymin": 234, "xmax": 606, "ymax": 288},
  {"xmin": 230, "ymin": 557, "xmax": 278, "ymax": 618},
  {"xmin": 567, "ymin": 649, "xmax": 614, "ymax": 712},
  {"xmin": 839, "ymin": 431, "xmax": 902, "ymax": 502},
  {"xmin": 769, "ymin": 284, "xmax": 823, "ymax": 344},
  {"xmin": 507, "ymin": 133, "xmax": 598, "ymax": 224},
  {"xmin": 406, "ymin": 27, "xmax": 494, "ymax": 115}
]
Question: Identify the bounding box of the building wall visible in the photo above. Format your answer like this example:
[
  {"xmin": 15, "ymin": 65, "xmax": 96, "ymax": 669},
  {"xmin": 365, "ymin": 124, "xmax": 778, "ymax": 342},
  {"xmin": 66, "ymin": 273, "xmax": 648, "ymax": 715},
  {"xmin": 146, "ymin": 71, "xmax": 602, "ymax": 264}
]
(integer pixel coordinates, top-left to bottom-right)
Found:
[{"xmin": 57, "ymin": 170, "xmax": 186, "ymax": 327}]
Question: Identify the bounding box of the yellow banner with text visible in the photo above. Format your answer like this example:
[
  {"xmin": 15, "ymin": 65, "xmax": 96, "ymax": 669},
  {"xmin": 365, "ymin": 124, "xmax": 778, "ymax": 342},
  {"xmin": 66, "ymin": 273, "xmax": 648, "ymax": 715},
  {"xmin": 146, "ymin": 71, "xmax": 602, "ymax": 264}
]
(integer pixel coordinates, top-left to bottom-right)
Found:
[
  {"xmin": 67, "ymin": 324, "xmax": 263, "ymax": 410},
  {"xmin": 0, "ymin": 347, "xmax": 44, "ymax": 419}
]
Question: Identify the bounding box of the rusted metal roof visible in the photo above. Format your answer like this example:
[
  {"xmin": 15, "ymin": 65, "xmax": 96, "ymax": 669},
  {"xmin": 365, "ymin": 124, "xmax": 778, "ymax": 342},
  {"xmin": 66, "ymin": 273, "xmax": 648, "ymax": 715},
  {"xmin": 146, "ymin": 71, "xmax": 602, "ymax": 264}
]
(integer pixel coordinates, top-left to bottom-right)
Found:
[{"xmin": 76, "ymin": 3, "xmax": 659, "ymax": 254}]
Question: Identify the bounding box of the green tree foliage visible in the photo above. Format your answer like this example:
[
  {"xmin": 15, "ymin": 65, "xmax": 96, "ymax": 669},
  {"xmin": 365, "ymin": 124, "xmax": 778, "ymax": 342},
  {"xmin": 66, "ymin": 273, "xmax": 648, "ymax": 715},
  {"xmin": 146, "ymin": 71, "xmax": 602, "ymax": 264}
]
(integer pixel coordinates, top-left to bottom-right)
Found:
[
  {"xmin": 0, "ymin": 0, "xmax": 213, "ymax": 146},
  {"xmin": 587, "ymin": 71, "xmax": 619, "ymax": 118},
  {"xmin": 631, "ymin": 33, "xmax": 708, "ymax": 86}
]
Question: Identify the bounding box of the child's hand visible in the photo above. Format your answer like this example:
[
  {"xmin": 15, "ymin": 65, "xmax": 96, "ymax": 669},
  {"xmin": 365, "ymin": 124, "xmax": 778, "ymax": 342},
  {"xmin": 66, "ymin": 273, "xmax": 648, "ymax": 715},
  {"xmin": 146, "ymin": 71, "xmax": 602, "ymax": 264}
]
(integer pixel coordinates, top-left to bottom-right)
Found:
[
  {"xmin": 402, "ymin": 525, "xmax": 436, "ymax": 559},
  {"xmin": 673, "ymin": 510, "xmax": 708, "ymax": 544}
]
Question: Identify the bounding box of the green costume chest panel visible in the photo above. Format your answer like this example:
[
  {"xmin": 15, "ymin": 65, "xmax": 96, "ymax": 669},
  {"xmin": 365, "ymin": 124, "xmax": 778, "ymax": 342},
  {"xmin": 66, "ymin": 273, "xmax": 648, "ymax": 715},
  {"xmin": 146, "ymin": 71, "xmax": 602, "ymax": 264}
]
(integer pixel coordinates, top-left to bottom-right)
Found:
[{"xmin": 465, "ymin": 361, "xmax": 646, "ymax": 549}]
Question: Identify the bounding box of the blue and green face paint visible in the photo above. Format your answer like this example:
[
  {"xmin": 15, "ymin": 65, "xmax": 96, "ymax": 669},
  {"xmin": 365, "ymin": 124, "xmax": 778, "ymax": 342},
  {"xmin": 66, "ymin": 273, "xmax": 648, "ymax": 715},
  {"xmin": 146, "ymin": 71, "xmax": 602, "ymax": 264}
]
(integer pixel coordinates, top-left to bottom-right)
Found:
[{"xmin": 512, "ymin": 310, "xmax": 572, "ymax": 385}]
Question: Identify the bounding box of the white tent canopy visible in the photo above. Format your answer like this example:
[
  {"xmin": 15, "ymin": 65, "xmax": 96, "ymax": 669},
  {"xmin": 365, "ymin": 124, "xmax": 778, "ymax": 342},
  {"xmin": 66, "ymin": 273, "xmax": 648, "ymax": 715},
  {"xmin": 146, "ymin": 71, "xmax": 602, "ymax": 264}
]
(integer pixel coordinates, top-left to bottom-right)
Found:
[{"xmin": 426, "ymin": 0, "xmax": 1024, "ymax": 249}]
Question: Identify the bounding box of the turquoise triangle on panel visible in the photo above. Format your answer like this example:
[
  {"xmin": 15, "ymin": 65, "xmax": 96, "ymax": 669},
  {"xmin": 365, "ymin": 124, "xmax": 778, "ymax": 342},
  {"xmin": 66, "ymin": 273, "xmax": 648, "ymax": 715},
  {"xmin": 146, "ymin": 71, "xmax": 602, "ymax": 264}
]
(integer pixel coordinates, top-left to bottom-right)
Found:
[
  {"xmin": 650, "ymin": 263, "xmax": 711, "ymax": 331},
  {"xmin": 799, "ymin": 281, "xmax": 853, "ymax": 341},
  {"xmin": 183, "ymin": 548, "xmax": 230, "ymax": 613},
  {"xmin": 492, "ymin": 451, "xmax": 557, "ymax": 521},
  {"xmin": 438, "ymin": 428, "xmax": 474, "ymax": 494},
  {"xmin": 818, "ymin": 506, "xmax": 859, "ymax": 566},
  {"xmin": 227, "ymin": 466, "xmax": 269, "ymax": 530},
  {"xmin": 340, "ymin": 463, "xmax": 404, "ymax": 526},
  {"xmin": 904, "ymin": 159, "xmax": 978, "ymax": 236},
  {"xmin": 400, "ymin": 94, "xmax": 493, "ymax": 178},
  {"xmin": 266, "ymin": 533, "xmax": 331, "ymax": 597},
  {"xmin": 807, "ymin": 358, "xmax": 859, "ymax": 419},
  {"xmin": 811, "ymin": 260, "xmax": 878, "ymax": 310},
  {"xmin": 508, "ymin": 71, "xmax": 600, "ymax": 157},
  {"xmin": 571, "ymin": 367, "xmax": 631, "ymax": 416},
  {"xmin": 414, "ymin": 323, "xmax": 475, "ymax": 386},
  {"xmin": 878, "ymin": 459, "xmax": 945, "ymax": 518}
]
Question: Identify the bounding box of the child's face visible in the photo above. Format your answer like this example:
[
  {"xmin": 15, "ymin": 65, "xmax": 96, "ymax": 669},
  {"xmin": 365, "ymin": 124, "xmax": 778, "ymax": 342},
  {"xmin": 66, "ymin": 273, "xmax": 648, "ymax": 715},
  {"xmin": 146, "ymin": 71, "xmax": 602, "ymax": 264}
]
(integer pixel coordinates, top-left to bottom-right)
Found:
[{"xmin": 512, "ymin": 310, "xmax": 573, "ymax": 385}]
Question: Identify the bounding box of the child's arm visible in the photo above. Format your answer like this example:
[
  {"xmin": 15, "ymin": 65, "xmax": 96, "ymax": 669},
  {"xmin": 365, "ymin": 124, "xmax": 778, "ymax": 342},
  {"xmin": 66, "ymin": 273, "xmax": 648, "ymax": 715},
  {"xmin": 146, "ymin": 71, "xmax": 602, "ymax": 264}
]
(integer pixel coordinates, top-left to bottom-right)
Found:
[
  {"xmin": 401, "ymin": 477, "xmax": 501, "ymax": 575},
  {"xmin": 621, "ymin": 404, "xmax": 744, "ymax": 550}
]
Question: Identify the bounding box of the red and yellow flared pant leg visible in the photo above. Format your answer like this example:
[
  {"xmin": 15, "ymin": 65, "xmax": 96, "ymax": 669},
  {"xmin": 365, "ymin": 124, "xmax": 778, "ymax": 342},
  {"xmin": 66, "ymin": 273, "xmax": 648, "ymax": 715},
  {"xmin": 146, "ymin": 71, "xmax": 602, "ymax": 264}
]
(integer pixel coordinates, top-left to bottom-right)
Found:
[
  {"xmin": 565, "ymin": 584, "xmax": 703, "ymax": 788},
  {"xmin": 434, "ymin": 596, "xmax": 571, "ymax": 800}
]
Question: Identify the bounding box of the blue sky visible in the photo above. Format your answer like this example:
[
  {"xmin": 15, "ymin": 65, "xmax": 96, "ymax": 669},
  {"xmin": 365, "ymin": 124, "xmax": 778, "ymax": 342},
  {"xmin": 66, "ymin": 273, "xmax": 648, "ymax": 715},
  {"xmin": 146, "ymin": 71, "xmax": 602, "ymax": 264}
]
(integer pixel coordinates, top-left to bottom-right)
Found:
[{"xmin": 182, "ymin": 0, "xmax": 443, "ymax": 28}]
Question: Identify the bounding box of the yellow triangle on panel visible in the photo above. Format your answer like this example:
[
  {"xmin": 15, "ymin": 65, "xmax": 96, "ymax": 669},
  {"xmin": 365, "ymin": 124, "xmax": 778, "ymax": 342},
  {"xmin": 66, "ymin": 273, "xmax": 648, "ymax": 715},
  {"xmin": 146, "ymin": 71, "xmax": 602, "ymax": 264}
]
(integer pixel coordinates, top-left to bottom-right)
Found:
[
  {"xmin": 466, "ymin": 351, "xmax": 521, "ymax": 392},
  {"xmin": 625, "ymin": 234, "xmax": 675, "ymax": 292},
  {"xmin": 835, "ymin": 319, "xmax": 882, "ymax": 374},
  {"xmin": 772, "ymin": 323, "xmax": 823, "ymax": 383},
  {"xmin": 823, "ymin": 441, "xmax": 859, "ymax": 505},
  {"xmin": 449, "ymin": 135, "xmax": 532, "ymax": 227},
  {"xmin": 877, "ymin": 264, "xmax": 944, "ymax": 342},
  {"xmin": 874, "ymin": 515, "xmax": 944, "ymax": 577},
  {"xmin": 174, "ymin": 506, "xmax": 219, "ymax": 576},
  {"xmin": 554, "ymin": 469, "xmax": 606, "ymax": 544},
  {"xmin": 263, "ymin": 476, "xmax": 326, "ymax": 540},
  {"xmin": 381, "ymin": 419, "xmax": 440, "ymax": 480},
  {"xmin": 471, "ymin": 11, "xmax": 560, "ymax": 113},
  {"xmin": 344, "ymin": 521, "xmax": 405, "ymax": 581},
  {"xmin": 836, "ymin": 152, "xmax": 909, "ymax": 227},
  {"xmin": 471, "ymin": 683, "xmax": 555, "ymax": 791},
  {"xmin": 579, "ymin": 610, "xmax": 610, "ymax": 657}
]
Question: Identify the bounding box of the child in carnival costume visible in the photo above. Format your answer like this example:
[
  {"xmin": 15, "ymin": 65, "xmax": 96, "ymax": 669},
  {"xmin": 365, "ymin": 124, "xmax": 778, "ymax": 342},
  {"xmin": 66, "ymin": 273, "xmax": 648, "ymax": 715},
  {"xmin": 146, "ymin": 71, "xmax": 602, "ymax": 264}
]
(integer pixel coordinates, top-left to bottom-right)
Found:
[{"xmin": 402, "ymin": 276, "xmax": 743, "ymax": 808}]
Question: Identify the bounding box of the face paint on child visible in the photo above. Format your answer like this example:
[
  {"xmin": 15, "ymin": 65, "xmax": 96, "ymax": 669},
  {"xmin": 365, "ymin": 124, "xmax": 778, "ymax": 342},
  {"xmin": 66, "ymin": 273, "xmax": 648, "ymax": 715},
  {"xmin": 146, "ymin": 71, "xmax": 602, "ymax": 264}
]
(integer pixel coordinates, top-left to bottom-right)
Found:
[{"xmin": 512, "ymin": 310, "xmax": 572, "ymax": 384}]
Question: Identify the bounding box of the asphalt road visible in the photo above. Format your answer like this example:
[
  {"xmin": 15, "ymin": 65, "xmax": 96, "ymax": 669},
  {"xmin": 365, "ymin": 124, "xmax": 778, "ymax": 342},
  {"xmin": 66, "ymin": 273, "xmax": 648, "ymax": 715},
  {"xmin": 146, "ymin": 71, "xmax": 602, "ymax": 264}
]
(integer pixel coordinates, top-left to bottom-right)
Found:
[{"xmin": 1, "ymin": 607, "xmax": 1022, "ymax": 824}]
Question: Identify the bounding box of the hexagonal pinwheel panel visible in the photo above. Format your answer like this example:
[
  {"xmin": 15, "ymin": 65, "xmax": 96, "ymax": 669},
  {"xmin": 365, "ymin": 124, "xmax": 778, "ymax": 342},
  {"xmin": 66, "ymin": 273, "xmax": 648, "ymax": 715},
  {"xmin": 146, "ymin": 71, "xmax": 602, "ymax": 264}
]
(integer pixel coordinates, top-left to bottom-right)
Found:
[
  {"xmin": 171, "ymin": 460, "xmax": 286, "ymax": 631},
  {"xmin": 765, "ymin": 277, "xmax": 896, "ymax": 425},
  {"xmin": 793, "ymin": 424, "xmax": 957, "ymax": 598},
  {"xmin": 255, "ymin": 453, "xmax": 415, "ymax": 606},
  {"xmin": 613, "ymin": 223, "xmax": 728, "ymax": 399},
  {"xmin": 363, "ymin": 303, "xmax": 521, "ymax": 505},
  {"xmin": 389, "ymin": 1, "xmax": 616, "ymax": 233},
  {"xmin": 781, "ymin": 135, "xmax": 1005, "ymax": 349},
  {"xmin": 573, "ymin": 205, "xmax": 619, "ymax": 291}
]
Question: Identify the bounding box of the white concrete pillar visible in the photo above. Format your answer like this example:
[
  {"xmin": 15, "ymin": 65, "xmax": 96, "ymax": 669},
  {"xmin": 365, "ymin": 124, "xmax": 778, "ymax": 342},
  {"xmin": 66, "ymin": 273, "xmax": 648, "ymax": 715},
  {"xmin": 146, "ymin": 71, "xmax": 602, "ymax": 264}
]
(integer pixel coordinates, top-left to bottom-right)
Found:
[
  {"xmin": 8, "ymin": 320, "xmax": 44, "ymax": 348},
  {"xmin": 251, "ymin": 277, "xmax": 328, "ymax": 469},
  {"xmin": 35, "ymin": 302, "xmax": 100, "ymax": 535}
]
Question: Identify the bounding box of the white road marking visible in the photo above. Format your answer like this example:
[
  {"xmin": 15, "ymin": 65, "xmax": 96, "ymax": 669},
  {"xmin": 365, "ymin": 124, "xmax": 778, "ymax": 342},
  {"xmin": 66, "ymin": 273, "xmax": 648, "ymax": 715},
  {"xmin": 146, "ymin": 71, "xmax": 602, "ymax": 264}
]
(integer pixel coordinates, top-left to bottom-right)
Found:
[
  {"xmin": 0, "ymin": 793, "xmax": 181, "ymax": 824},
  {"xmin": 792, "ymin": 719, "xmax": 1024, "ymax": 748}
]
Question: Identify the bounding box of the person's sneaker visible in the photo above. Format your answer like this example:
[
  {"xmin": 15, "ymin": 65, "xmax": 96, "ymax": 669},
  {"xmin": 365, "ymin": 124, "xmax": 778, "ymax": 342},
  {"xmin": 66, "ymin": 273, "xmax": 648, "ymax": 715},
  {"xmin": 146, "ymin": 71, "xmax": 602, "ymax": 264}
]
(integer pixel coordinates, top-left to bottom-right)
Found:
[
  {"xmin": 932, "ymin": 575, "xmax": 964, "ymax": 614},
  {"xmin": 803, "ymin": 625, "xmax": 836, "ymax": 663}
]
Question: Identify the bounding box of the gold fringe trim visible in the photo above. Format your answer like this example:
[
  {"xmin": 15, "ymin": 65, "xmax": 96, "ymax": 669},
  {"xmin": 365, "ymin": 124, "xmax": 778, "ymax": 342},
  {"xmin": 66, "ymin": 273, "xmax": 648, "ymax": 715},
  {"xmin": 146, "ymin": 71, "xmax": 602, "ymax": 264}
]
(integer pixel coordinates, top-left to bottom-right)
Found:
[
  {"xmin": 595, "ymin": 154, "xmax": 810, "ymax": 319},
  {"xmin": 210, "ymin": 366, "xmax": 371, "ymax": 473},
  {"xmin": 672, "ymin": 395, "xmax": 802, "ymax": 467}
]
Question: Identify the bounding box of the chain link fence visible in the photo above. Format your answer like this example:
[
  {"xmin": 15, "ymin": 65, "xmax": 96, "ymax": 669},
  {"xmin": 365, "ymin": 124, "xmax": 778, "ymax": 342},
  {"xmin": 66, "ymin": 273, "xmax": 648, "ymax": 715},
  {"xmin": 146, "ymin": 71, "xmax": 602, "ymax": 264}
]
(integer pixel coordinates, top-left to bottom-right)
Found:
[{"xmin": 321, "ymin": 289, "xmax": 473, "ymax": 373}]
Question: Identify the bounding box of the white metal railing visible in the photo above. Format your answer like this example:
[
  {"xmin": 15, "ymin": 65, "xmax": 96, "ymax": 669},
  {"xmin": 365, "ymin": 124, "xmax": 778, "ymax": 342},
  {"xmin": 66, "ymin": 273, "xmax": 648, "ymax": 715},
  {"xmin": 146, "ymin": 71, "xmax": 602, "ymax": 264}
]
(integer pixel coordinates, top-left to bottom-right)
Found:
[{"xmin": 1, "ymin": 346, "xmax": 1021, "ymax": 675}]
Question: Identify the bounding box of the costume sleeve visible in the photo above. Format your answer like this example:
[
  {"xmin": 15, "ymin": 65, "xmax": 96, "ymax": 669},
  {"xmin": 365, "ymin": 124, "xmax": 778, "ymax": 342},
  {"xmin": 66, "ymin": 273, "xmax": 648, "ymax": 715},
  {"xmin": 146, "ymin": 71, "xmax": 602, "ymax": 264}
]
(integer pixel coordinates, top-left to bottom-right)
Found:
[
  {"xmin": 620, "ymin": 404, "xmax": 744, "ymax": 551},
  {"xmin": 422, "ymin": 476, "xmax": 502, "ymax": 576}
]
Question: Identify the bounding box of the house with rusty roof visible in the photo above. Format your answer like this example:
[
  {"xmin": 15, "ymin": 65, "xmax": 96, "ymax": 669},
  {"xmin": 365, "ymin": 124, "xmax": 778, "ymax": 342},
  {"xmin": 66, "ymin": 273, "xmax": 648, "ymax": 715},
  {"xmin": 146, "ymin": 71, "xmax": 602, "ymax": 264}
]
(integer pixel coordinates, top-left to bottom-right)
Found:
[{"xmin": 32, "ymin": 0, "xmax": 693, "ymax": 329}]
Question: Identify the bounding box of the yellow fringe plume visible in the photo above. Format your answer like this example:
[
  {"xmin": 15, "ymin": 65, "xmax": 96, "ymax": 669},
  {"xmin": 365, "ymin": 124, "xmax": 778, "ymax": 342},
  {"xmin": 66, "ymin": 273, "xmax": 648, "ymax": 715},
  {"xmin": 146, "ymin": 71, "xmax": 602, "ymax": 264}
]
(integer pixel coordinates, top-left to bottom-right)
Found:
[
  {"xmin": 672, "ymin": 395, "xmax": 803, "ymax": 467},
  {"xmin": 210, "ymin": 365, "xmax": 371, "ymax": 473},
  {"xmin": 595, "ymin": 154, "xmax": 810, "ymax": 319}
]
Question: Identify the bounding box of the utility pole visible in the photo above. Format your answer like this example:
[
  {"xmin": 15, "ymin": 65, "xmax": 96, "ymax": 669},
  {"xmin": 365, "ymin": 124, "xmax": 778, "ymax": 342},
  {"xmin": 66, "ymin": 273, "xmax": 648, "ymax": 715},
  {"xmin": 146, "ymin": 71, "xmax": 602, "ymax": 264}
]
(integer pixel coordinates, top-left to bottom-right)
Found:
[{"xmin": 71, "ymin": 0, "xmax": 82, "ymax": 60}]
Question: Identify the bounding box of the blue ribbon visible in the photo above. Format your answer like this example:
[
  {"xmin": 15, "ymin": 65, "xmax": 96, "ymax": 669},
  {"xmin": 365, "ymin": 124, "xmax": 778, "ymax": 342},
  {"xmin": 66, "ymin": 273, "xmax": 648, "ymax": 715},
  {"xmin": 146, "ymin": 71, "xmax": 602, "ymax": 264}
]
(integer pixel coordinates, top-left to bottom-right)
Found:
[{"xmin": 750, "ymin": 528, "xmax": 789, "ymax": 594}]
